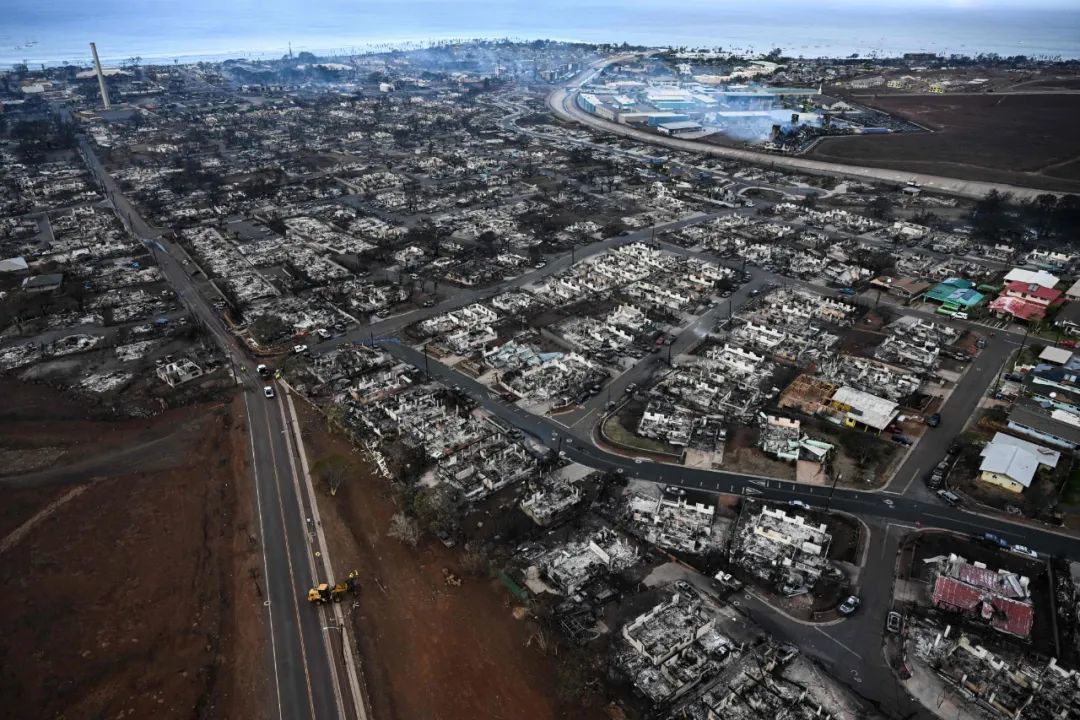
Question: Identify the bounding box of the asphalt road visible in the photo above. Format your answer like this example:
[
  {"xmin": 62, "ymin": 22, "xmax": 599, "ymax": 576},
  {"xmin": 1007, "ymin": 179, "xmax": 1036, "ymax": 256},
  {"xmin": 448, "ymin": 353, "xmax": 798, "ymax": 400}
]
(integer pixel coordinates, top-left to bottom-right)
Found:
[
  {"xmin": 884, "ymin": 333, "xmax": 1020, "ymax": 499},
  {"xmin": 77, "ymin": 136, "xmax": 347, "ymax": 720},
  {"xmin": 382, "ymin": 341, "xmax": 1080, "ymax": 562},
  {"xmin": 379, "ymin": 339, "xmax": 1078, "ymax": 720}
]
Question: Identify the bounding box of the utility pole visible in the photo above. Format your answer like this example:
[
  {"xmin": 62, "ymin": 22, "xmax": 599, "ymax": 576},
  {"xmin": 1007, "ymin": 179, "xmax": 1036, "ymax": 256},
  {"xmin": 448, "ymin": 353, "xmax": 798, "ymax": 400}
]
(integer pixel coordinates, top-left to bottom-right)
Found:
[{"xmin": 825, "ymin": 472, "xmax": 842, "ymax": 511}]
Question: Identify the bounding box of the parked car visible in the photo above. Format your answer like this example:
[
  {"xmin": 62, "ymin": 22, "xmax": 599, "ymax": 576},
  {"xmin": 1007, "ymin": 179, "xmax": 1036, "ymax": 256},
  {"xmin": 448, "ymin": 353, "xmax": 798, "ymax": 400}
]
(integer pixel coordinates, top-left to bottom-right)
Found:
[
  {"xmin": 293, "ymin": 344, "xmax": 308, "ymax": 354},
  {"xmin": 535, "ymin": 261, "xmax": 547, "ymax": 268},
  {"xmin": 422, "ymin": 299, "xmax": 435, "ymax": 307},
  {"xmin": 1010, "ymin": 545, "xmax": 1039, "ymax": 559},
  {"xmin": 839, "ymin": 596, "xmax": 861, "ymax": 615},
  {"xmin": 937, "ymin": 490, "xmax": 962, "ymax": 507},
  {"xmin": 838, "ymin": 287, "xmax": 856, "ymax": 296},
  {"xmin": 720, "ymin": 290, "xmax": 732, "ymax": 298},
  {"xmin": 886, "ymin": 611, "xmax": 903, "ymax": 633},
  {"xmin": 664, "ymin": 485, "xmax": 686, "ymax": 497},
  {"xmin": 263, "ymin": 386, "xmax": 275, "ymax": 399},
  {"xmin": 714, "ymin": 571, "xmax": 744, "ymax": 591},
  {"xmin": 256, "ymin": 364, "xmax": 270, "ymax": 377},
  {"xmin": 891, "ymin": 434, "xmax": 913, "ymax": 446},
  {"xmin": 981, "ymin": 532, "xmax": 1008, "ymax": 548},
  {"xmin": 926, "ymin": 413, "xmax": 941, "ymax": 428},
  {"xmin": 788, "ymin": 500, "xmax": 811, "ymax": 510},
  {"xmin": 1060, "ymin": 340, "xmax": 1077, "ymax": 349}
]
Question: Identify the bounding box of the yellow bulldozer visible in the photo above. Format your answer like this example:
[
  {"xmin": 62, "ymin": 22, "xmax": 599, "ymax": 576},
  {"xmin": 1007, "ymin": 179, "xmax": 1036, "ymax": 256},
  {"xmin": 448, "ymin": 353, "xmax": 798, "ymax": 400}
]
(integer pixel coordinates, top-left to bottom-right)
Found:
[{"xmin": 307, "ymin": 570, "xmax": 360, "ymax": 605}]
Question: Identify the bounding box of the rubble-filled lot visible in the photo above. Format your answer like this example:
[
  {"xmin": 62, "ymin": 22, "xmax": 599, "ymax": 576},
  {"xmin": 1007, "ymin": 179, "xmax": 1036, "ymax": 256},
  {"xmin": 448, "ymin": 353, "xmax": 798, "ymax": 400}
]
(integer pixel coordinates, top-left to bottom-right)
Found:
[
  {"xmin": 892, "ymin": 531, "xmax": 1080, "ymax": 720},
  {"xmin": 0, "ymin": 126, "xmax": 228, "ymax": 414},
  {"xmin": 281, "ymin": 334, "xmax": 876, "ymax": 716}
]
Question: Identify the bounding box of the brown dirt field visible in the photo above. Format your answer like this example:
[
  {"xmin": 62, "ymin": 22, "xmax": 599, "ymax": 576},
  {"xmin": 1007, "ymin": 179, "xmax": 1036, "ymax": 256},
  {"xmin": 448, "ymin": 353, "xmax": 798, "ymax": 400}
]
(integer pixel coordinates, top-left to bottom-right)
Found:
[
  {"xmin": 0, "ymin": 386, "xmax": 267, "ymax": 720},
  {"xmin": 0, "ymin": 379, "xmax": 216, "ymax": 486},
  {"xmin": 809, "ymin": 94, "xmax": 1080, "ymax": 192},
  {"xmin": 294, "ymin": 400, "xmax": 606, "ymax": 720}
]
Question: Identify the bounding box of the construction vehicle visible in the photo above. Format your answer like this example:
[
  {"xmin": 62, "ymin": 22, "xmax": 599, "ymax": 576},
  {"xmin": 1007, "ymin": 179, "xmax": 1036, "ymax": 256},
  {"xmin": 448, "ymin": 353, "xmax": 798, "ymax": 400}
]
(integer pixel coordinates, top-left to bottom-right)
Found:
[{"xmin": 306, "ymin": 570, "xmax": 360, "ymax": 605}]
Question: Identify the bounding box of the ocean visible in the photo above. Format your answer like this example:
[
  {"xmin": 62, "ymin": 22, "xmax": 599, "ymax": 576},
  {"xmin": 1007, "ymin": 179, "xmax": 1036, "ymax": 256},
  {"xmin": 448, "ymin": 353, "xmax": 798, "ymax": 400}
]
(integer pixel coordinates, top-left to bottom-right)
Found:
[{"xmin": 3, "ymin": 0, "xmax": 1080, "ymax": 68}]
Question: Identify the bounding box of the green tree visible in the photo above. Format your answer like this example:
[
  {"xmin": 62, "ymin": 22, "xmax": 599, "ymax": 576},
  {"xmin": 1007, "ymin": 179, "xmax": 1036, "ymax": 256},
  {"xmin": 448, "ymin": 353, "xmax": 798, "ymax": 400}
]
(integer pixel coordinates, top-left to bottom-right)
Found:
[
  {"xmin": 249, "ymin": 314, "xmax": 291, "ymax": 345},
  {"xmin": 312, "ymin": 454, "xmax": 356, "ymax": 496}
]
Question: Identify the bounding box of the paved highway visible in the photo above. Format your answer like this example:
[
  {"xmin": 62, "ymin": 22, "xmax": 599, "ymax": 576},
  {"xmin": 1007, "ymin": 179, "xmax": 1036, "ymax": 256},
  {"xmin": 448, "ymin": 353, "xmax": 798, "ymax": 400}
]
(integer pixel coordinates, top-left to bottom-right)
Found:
[
  {"xmin": 548, "ymin": 57, "xmax": 1056, "ymax": 201},
  {"xmin": 77, "ymin": 136, "xmax": 352, "ymax": 720}
]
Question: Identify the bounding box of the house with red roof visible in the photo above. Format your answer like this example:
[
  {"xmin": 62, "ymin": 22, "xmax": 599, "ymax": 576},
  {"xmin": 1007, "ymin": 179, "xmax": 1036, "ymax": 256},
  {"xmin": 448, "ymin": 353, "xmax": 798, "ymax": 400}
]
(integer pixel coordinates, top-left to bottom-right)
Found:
[
  {"xmin": 930, "ymin": 555, "xmax": 1034, "ymax": 639},
  {"xmin": 989, "ymin": 281, "xmax": 1065, "ymax": 323}
]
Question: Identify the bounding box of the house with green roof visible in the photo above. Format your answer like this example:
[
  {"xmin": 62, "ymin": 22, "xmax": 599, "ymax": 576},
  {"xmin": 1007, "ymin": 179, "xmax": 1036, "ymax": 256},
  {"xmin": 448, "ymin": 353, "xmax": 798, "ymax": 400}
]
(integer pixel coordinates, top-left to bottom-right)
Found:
[{"xmin": 923, "ymin": 278, "xmax": 985, "ymax": 314}]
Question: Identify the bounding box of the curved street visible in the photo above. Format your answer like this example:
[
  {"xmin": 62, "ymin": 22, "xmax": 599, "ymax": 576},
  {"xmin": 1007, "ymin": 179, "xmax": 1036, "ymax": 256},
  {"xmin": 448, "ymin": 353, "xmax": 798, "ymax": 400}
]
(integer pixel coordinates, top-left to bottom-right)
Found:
[{"xmin": 547, "ymin": 57, "xmax": 1055, "ymax": 201}]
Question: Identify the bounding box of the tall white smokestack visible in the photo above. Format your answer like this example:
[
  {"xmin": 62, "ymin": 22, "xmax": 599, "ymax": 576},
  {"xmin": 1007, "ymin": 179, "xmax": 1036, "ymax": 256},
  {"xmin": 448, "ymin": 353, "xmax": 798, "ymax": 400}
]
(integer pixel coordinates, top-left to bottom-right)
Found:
[{"xmin": 90, "ymin": 42, "xmax": 111, "ymax": 110}]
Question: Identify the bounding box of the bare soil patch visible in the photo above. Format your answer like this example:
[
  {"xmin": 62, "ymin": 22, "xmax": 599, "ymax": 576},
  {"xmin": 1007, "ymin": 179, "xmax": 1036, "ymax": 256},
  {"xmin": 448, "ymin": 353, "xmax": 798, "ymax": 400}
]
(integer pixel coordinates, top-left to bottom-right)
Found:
[
  {"xmin": 0, "ymin": 385, "xmax": 266, "ymax": 720},
  {"xmin": 809, "ymin": 94, "xmax": 1080, "ymax": 192},
  {"xmin": 0, "ymin": 379, "xmax": 214, "ymax": 485}
]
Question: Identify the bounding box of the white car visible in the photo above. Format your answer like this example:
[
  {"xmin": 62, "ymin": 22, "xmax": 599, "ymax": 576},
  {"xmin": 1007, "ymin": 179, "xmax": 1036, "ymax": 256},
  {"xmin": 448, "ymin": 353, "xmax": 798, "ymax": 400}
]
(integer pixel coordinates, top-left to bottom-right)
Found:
[
  {"xmin": 293, "ymin": 344, "xmax": 308, "ymax": 354},
  {"xmin": 788, "ymin": 500, "xmax": 811, "ymax": 510},
  {"xmin": 535, "ymin": 261, "xmax": 546, "ymax": 269},
  {"xmin": 1010, "ymin": 545, "xmax": 1038, "ymax": 559},
  {"xmin": 263, "ymin": 386, "xmax": 275, "ymax": 399},
  {"xmin": 714, "ymin": 571, "xmax": 744, "ymax": 591}
]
